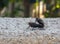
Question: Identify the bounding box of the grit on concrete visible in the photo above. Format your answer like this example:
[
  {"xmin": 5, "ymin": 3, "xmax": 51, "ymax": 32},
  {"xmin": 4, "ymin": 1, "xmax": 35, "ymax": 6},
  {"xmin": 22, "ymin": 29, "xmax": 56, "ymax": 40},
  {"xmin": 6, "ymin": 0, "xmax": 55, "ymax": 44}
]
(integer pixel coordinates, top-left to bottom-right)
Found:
[{"xmin": 0, "ymin": 18, "xmax": 60, "ymax": 44}]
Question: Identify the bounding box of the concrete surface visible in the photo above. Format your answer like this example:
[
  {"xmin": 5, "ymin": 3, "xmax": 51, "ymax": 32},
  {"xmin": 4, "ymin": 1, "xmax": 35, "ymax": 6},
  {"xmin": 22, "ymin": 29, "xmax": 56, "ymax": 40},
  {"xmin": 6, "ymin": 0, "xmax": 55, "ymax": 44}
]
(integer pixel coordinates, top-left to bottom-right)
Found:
[{"xmin": 0, "ymin": 18, "xmax": 60, "ymax": 44}]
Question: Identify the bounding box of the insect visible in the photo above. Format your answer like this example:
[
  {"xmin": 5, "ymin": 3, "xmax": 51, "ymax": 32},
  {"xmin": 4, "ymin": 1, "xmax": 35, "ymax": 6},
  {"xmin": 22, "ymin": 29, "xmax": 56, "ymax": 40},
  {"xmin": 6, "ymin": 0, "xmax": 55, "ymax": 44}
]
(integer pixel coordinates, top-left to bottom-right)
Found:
[
  {"xmin": 36, "ymin": 18, "xmax": 44, "ymax": 28},
  {"xmin": 29, "ymin": 22, "xmax": 42, "ymax": 28},
  {"xmin": 28, "ymin": 18, "xmax": 44, "ymax": 28}
]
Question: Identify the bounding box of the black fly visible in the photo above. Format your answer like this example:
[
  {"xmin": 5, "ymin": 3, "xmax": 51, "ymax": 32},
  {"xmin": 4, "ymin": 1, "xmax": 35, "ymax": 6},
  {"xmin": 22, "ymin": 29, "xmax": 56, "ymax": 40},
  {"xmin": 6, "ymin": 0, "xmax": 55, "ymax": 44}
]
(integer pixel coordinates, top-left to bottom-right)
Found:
[{"xmin": 28, "ymin": 18, "xmax": 44, "ymax": 28}]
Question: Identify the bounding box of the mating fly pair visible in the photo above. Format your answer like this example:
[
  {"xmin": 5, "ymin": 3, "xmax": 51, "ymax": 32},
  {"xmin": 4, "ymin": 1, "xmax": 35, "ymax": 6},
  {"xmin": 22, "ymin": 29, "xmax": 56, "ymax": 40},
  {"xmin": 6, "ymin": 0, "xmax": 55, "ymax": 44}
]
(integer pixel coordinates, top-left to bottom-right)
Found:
[{"xmin": 28, "ymin": 18, "xmax": 44, "ymax": 30}]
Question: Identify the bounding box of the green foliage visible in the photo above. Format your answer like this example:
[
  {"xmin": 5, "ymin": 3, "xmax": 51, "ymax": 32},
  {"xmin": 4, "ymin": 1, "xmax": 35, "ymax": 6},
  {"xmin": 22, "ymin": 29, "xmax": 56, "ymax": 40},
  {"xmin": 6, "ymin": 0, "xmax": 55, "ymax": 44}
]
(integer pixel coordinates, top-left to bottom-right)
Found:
[
  {"xmin": 2, "ymin": 0, "xmax": 8, "ymax": 6},
  {"xmin": 9, "ymin": 0, "xmax": 15, "ymax": 2},
  {"xmin": 9, "ymin": 0, "xmax": 22, "ymax": 3},
  {"xmin": 0, "ymin": 0, "xmax": 8, "ymax": 11},
  {"xmin": 0, "ymin": 0, "xmax": 8, "ymax": 7},
  {"xmin": 1, "ymin": 0, "xmax": 60, "ymax": 17}
]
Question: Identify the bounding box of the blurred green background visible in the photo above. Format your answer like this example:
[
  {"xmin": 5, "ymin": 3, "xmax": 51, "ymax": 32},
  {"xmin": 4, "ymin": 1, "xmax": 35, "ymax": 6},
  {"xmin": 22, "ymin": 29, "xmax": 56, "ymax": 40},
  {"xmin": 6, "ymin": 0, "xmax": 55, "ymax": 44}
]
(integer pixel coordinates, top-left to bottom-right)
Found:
[{"xmin": 0, "ymin": 0, "xmax": 60, "ymax": 18}]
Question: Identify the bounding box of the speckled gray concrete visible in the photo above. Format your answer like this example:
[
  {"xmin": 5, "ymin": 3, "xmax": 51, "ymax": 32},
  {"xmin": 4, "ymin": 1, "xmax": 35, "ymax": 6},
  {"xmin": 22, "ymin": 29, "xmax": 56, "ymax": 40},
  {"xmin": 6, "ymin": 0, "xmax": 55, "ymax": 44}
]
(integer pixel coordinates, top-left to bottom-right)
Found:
[{"xmin": 0, "ymin": 18, "xmax": 60, "ymax": 44}]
